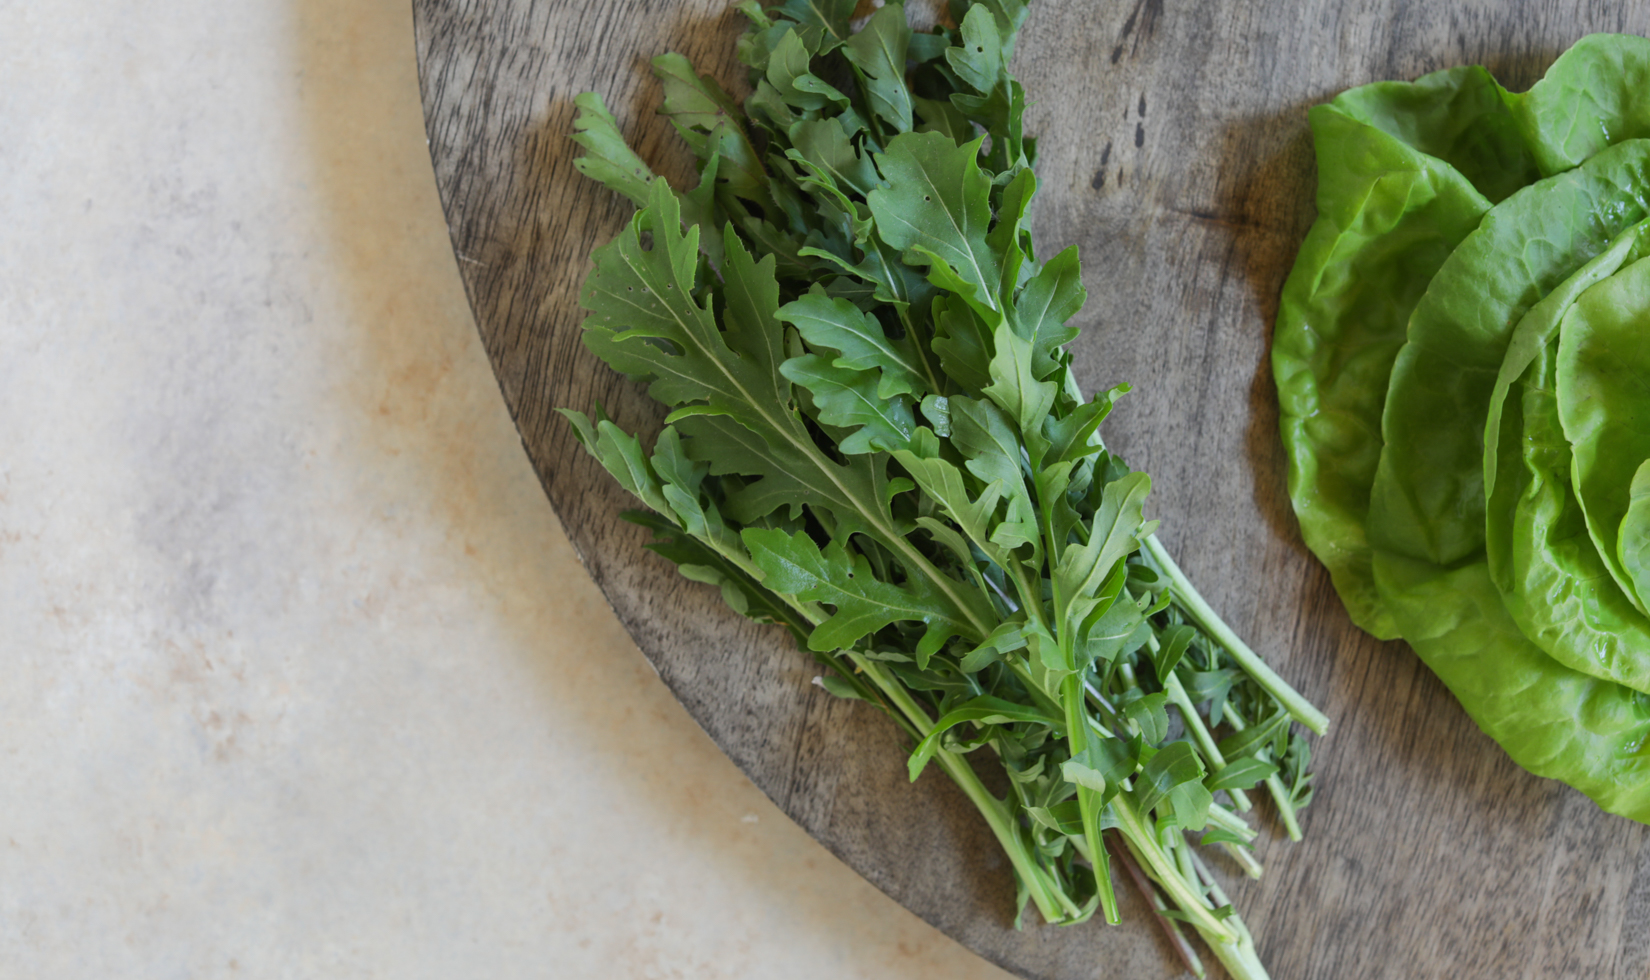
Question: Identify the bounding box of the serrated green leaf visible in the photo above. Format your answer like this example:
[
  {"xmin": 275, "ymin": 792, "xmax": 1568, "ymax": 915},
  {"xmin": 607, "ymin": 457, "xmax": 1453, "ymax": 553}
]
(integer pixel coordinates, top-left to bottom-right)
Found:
[
  {"xmin": 745, "ymin": 527, "xmax": 973, "ymax": 655},
  {"xmin": 651, "ymin": 425, "xmax": 738, "ymax": 547},
  {"xmin": 674, "ymin": 413, "xmax": 845, "ymax": 525},
  {"xmin": 957, "ymin": 618, "xmax": 1029, "ymax": 672},
  {"xmin": 559, "ymin": 410, "xmax": 673, "ymax": 518},
  {"xmin": 962, "ymin": 0, "xmax": 1031, "ymax": 59},
  {"xmin": 953, "ymin": 79, "xmax": 1029, "ymax": 171},
  {"xmin": 1035, "ymin": 458, "xmax": 1081, "ymax": 551},
  {"xmin": 1217, "ymin": 710, "xmax": 1292, "ymax": 762},
  {"xmin": 651, "ymin": 52, "xmax": 744, "ymax": 136},
  {"xmin": 984, "ymin": 319, "xmax": 1058, "ymax": 439},
  {"xmin": 949, "ymin": 396, "xmax": 1026, "ymax": 489},
  {"xmin": 788, "ymin": 117, "xmax": 881, "ymax": 196},
  {"xmin": 1026, "ymin": 800, "xmax": 1085, "ymax": 835},
  {"xmin": 1014, "ymin": 245, "xmax": 1085, "ymax": 378},
  {"xmin": 923, "ymin": 245, "xmax": 1004, "ymax": 327},
  {"xmin": 779, "ymin": 353, "xmax": 916, "ymax": 453},
  {"xmin": 868, "ymin": 132, "xmax": 1002, "ymax": 318},
  {"xmin": 650, "ymin": 54, "xmax": 768, "ymax": 205},
  {"xmin": 801, "ymin": 232, "xmax": 940, "ymax": 325},
  {"xmin": 735, "ymin": 0, "xmax": 772, "ymax": 28},
  {"xmin": 908, "ymin": 30, "xmax": 951, "ymax": 65},
  {"xmin": 1072, "ymin": 561, "xmax": 1130, "ymax": 664},
  {"xmin": 580, "ymin": 185, "xmax": 774, "ymax": 415},
  {"xmin": 648, "ymin": 426, "xmax": 702, "ymax": 492},
  {"xmin": 989, "ymin": 167, "xmax": 1036, "ymax": 298},
  {"xmin": 1150, "ymin": 625, "xmax": 1197, "ymax": 682},
  {"xmin": 949, "ymin": 395, "xmax": 1039, "ymax": 554},
  {"xmin": 776, "ymin": 288, "xmax": 928, "ymax": 399},
  {"xmin": 913, "ymin": 95, "xmax": 976, "ymax": 142},
  {"xmin": 1045, "ymin": 384, "xmax": 1127, "ymax": 463},
  {"xmin": 1060, "ymin": 735, "xmax": 1141, "ymax": 806},
  {"xmin": 894, "ymin": 443, "xmax": 1009, "ymax": 566},
  {"xmin": 767, "ymin": 30, "xmax": 850, "ymax": 112},
  {"xmin": 1198, "ymin": 825, "xmax": 1253, "ymax": 847},
  {"xmin": 841, "ymin": 3, "xmax": 914, "ymax": 133},
  {"xmin": 746, "ymin": 78, "xmax": 801, "ymax": 134},
  {"xmin": 1055, "ymin": 471, "xmax": 1151, "ymax": 622},
  {"xmin": 908, "ymin": 695, "xmax": 1063, "ymax": 780},
  {"xmin": 913, "ymin": 514, "xmax": 972, "ymax": 565},
  {"xmin": 1167, "ymin": 779, "xmax": 1214, "ymax": 831},
  {"xmin": 569, "ymin": 92, "xmax": 656, "ymax": 207},
  {"xmin": 770, "ymin": 0, "xmax": 856, "ymax": 53},
  {"xmin": 930, "ymin": 293, "xmax": 994, "ymax": 391},
  {"xmin": 945, "ymin": 5, "xmax": 1004, "ymax": 94},
  {"xmin": 1183, "ymin": 668, "xmax": 1242, "ymax": 722},
  {"xmin": 624, "ymin": 510, "xmax": 813, "ymax": 645}
]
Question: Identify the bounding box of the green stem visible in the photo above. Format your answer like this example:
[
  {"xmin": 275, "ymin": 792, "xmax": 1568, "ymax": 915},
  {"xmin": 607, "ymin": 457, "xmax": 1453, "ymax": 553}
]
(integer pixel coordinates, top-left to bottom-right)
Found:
[
  {"xmin": 1143, "ymin": 535, "xmax": 1329, "ymax": 736},
  {"xmin": 1222, "ymin": 701, "xmax": 1303, "ymax": 841},
  {"xmin": 848, "ymin": 652, "xmax": 1080, "ymax": 924},
  {"xmin": 1101, "ymin": 831, "xmax": 1206, "ymax": 979},
  {"xmin": 1159, "ymin": 665, "xmax": 1252, "ymax": 812},
  {"xmin": 1187, "ymin": 848, "xmax": 1272, "ymax": 980},
  {"xmin": 1203, "ymin": 803, "xmax": 1257, "ymax": 844},
  {"xmin": 1107, "ymin": 793, "xmax": 1237, "ymax": 942},
  {"xmin": 1062, "ymin": 673, "xmax": 1120, "ymax": 925},
  {"xmin": 895, "ymin": 305, "xmax": 947, "ymax": 398},
  {"xmin": 1222, "ymin": 841, "xmax": 1263, "ymax": 880}
]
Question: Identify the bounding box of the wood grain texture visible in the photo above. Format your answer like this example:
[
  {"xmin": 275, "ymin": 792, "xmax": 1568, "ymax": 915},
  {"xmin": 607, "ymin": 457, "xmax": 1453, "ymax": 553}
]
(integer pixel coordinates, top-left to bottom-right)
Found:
[{"xmin": 412, "ymin": 2, "xmax": 1650, "ymax": 976}]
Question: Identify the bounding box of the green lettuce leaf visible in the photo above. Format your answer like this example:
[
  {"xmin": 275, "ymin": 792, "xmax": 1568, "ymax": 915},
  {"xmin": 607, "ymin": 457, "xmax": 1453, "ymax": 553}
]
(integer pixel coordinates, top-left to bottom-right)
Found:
[
  {"xmin": 1625, "ymin": 463, "xmax": 1650, "ymax": 608},
  {"xmin": 1374, "ymin": 551, "xmax": 1650, "ymax": 822},
  {"xmin": 1513, "ymin": 34, "xmax": 1650, "ymax": 177},
  {"xmin": 1272, "ymin": 79, "xmax": 1497, "ymax": 639},
  {"xmin": 1486, "ymin": 337, "xmax": 1650, "ymax": 694},
  {"xmin": 1368, "ymin": 139, "xmax": 1650, "ymax": 568},
  {"xmin": 1556, "ymin": 254, "xmax": 1650, "ymax": 617}
]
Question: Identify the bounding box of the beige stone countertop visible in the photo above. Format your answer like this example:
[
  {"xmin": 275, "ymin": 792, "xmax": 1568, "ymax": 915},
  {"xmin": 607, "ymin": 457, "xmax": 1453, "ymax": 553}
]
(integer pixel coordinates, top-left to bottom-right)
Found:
[{"xmin": 0, "ymin": 3, "xmax": 1011, "ymax": 977}]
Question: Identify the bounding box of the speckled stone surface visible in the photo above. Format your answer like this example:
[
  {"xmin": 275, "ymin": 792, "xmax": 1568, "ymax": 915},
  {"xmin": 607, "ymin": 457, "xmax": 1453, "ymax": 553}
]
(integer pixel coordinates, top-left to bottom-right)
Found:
[{"xmin": 0, "ymin": 3, "xmax": 1011, "ymax": 976}]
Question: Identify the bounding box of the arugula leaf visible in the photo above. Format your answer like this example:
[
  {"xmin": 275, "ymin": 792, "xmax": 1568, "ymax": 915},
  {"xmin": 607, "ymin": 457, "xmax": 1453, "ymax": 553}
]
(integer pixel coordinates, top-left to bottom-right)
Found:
[
  {"xmin": 767, "ymin": 0, "xmax": 857, "ymax": 54},
  {"xmin": 779, "ymin": 354, "xmax": 916, "ymax": 453},
  {"xmin": 1207, "ymin": 758, "xmax": 1281, "ymax": 793},
  {"xmin": 744, "ymin": 527, "xmax": 975, "ymax": 657},
  {"xmin": 868, "ymin": 132, "xmax": 1002, "ymax": 319},
  {"xmin": 787, "ymin": 118, "xmax": 881, "ymax": 196},
  {"xmin": 766, "ymin": 30, "xmax": 851, "ymax": 112},
  {"xmin": 560, "ymin": 408, "xmax": 671, "ymax": 518},
  {"xmin": 651, "ymin": 54, "xmax": 768, "ymax": 206},
  {"xmin": 775, "ymin": 288, "xmax": 930, "ymax": 398},
  {"xmin": 945, "ymin": 5, "xmax": 1005, "ymax": 95},
  {"xmin": 569, "ymin": 92, "xmax": 657, "ymax": 206},
  {"xmin": 908, "ymin": 695, "xmax": 1064, "ymax": 780},
  {"xmin": 1061, "ymin": 735, "xmax": 1142, "ymax": 805},
  {"xmin": 841, "ymin": 3, "xmax": 914, "ymax": 133},
  {"xmin": 1132, "ymin": 741, "xmax": 1207, "ymax": 816}
]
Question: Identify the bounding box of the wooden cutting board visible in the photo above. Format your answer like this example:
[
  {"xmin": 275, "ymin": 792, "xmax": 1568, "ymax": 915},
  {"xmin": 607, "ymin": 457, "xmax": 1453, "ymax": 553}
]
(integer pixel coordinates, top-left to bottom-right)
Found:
[{"xmin": 412, "ymin": 2, "xmax": 1650, "ymax": 976}]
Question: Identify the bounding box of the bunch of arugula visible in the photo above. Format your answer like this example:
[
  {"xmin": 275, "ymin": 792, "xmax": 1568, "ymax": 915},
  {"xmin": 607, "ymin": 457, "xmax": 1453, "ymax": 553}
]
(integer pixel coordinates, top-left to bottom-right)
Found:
[{"xmin": 563, "ymin": 2, "xmax": 1327, "ymax": 977}]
